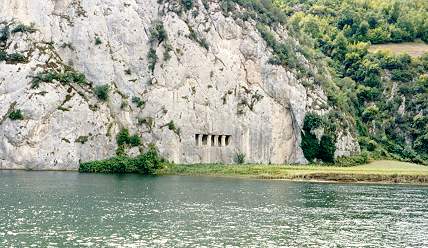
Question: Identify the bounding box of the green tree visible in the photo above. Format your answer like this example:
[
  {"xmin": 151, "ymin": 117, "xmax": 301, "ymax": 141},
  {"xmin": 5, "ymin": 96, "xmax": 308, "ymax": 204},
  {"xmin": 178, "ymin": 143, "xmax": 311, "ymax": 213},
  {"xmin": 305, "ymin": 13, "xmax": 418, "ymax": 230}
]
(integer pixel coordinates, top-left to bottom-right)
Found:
[
  {"xmin": 303, "ymin": 113, "xmax": 323, "ymax": 132},
  {"xmin": 318, "ymin": 135, "xmax": 336, "ymax": 163},
  {"xmin": 358, "ymin": 21, "xmax": 369, "ymax": 38},
  {"xmin": 301, "ymin": 132, "xmax": 319, "ymax": 163},
  {"xmin": 332, "ymin": 32, "xmax": 348, "ymax": 61}
]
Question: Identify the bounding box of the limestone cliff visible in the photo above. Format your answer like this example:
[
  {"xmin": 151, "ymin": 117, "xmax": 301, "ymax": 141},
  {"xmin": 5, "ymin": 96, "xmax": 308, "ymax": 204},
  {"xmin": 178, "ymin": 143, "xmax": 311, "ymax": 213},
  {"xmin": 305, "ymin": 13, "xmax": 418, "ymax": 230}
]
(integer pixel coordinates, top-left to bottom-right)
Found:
[{"xmin": 0, "ymin": 0, "xmax": 359, "ymax": 170}]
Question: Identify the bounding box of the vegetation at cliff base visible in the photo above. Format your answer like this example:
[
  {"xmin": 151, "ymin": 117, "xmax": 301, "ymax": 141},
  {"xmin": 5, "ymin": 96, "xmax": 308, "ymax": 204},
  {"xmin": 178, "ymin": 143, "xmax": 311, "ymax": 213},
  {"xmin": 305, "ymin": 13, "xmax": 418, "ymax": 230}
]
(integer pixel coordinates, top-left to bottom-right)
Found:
[
  {"xmin": 79, "ymin": 146, "xmax": 164, "ymax": 175},
  {"xmin": 160, "ymin": 160, "xmax": 428, "ymax": 184},
  {"xmin": 301, "ymin": 113, "xmax": 337, "ymax": 163}
]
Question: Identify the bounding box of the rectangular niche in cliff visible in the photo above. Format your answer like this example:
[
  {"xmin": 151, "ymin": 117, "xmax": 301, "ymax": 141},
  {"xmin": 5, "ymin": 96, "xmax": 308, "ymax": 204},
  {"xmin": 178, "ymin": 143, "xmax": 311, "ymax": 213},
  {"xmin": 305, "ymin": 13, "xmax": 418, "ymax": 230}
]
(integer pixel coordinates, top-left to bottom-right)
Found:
[
  {"xmin": 202, "ymin": 135, "xmax": 208, "ymax": 146},
  {"xmin": 225, "ymin": 135, "xmax": 231, "ymax": 146},
  {"xmin": 195, "ymin": 134, "xmax": 231, "ymax": 147},
  {"xmin": 195, "ymin": 134, "xmax": 200, "ymax": 146}
]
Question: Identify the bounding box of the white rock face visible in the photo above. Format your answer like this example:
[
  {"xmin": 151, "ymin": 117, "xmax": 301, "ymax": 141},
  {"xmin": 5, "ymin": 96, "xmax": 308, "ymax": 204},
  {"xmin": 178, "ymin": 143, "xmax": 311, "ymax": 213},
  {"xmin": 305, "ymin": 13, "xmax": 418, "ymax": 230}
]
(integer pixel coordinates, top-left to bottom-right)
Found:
[{"xmin": 0, "ymin": 0, "xmax": 359, "ymax": 170}]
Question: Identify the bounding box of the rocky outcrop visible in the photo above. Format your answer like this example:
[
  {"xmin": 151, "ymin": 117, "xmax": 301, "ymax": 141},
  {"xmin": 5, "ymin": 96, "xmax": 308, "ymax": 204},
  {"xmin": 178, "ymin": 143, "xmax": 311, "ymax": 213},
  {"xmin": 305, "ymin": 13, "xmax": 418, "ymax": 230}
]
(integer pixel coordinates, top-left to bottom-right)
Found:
[{"xmin": 0, "ymin": 0, "xmax": 359, "ymax": 170}]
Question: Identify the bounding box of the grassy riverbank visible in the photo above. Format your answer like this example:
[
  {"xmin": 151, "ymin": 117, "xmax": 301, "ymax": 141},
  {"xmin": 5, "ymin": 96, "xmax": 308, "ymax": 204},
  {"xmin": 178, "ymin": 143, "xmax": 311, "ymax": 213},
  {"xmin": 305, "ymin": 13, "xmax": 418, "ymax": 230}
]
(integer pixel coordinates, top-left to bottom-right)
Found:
[{"xmin": 160, "ymin": 160, "xmax": 428, "ymax": 184}]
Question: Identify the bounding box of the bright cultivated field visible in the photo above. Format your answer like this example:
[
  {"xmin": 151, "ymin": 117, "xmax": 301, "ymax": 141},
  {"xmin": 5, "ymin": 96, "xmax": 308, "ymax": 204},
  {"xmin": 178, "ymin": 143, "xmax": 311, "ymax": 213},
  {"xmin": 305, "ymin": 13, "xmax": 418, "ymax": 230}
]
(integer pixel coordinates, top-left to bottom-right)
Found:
[{"xmin": 369, "ymin": 41, "xmax": 428, "ymax": 57}]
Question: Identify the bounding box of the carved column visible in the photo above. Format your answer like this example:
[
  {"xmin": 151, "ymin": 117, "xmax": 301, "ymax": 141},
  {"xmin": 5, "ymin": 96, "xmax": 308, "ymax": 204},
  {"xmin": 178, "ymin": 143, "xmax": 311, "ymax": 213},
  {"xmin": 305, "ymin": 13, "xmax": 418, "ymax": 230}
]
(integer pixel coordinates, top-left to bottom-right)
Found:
[
  {"xmin": 207, "ymin": 134, "xmax": 212, "ymax": 146},
  {"xmin": 197, "ymin": 134, "xmax": 203, "ymax": 147},
  {"xmin": 214, "ymin": 135, "xmax": 219, "ymax": 146},
  {"xmin": 220, "ymin": 135, "xmax": 226, "ymax": 147}
]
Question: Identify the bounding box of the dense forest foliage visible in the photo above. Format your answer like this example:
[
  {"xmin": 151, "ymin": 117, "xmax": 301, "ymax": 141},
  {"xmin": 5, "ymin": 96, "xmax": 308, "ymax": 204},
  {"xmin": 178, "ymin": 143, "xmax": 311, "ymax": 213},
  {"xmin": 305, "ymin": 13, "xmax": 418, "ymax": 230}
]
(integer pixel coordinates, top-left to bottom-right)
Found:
[
  {"xmin": 278, "ymin": 0, "xmax": 428, "ymax": 43},
  {"xmin": 282, "ymin": 0, "xmax": 428, "ymax": 164},
  {"xmin": 221, "ymin": 0, "xmax": 428, "ymax": 164}
]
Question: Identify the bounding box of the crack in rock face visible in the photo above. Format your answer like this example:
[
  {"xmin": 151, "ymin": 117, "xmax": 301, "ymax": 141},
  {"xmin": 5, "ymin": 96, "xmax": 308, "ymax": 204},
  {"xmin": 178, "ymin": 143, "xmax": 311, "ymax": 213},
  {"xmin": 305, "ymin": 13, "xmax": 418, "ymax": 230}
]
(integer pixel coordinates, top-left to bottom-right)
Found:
[{"xmin": 0, "ymin": 0, "xmax": 359, "ymax": 170}]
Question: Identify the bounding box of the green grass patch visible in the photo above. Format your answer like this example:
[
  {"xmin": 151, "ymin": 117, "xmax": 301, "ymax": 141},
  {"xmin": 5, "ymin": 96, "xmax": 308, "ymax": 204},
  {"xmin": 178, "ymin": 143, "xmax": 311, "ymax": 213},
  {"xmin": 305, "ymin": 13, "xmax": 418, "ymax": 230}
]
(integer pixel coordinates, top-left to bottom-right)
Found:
[{"xmin": 160, "ymin": 160, "xmax": 428, "ymax": 184}]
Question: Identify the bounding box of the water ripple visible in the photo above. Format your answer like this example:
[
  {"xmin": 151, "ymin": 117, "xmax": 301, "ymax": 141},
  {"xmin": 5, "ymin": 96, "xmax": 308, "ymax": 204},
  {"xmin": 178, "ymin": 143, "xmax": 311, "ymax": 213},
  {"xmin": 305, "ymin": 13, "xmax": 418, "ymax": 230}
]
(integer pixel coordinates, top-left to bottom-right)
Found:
[{"xmin": 0, "ymin": 171, "xmax": 427, "ymax": 247}]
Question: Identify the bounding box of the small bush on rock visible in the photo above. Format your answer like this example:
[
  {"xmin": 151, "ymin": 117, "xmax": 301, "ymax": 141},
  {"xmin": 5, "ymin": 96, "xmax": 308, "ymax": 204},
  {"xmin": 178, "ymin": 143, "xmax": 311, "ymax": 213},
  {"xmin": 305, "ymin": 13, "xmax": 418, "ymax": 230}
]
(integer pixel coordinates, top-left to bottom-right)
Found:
[
  {"xmin": 95, "ymin": 36, "xmax": 102, "ymax": 45},
  {"xmin": 31, "ymin": 70, "xmax": 87, "ymax": 88},
  {"xmin": 234, "ymin": 152, "xmax": 246, "ymax": 164},
  {"xmin": 132, "ymin": 96, "xmax": 145, "ymax": 108},
  {"xmin": 117, "ymin": 128, "xmax": 141, "ymax": 148},
  {"xmin": 0, "ymin": 50, "xmax": 7, "ymax": 61},
  {"xmin": 6, "ymin": 52, "xmax": 27, "ymax": 63},
  {"xmin": 129, "ymin": 135, "xmax": 141, "ymax": 147},
  {"xmin": 182, "ymin": 0, "xmax": 193, "ymax": 10},
  {"xmin": 9, "ymin": 109, "xmax": 24, "ymax": 120},
  {"xmin": 94, "ymin": 84, "xmax": 110, "ymax": 101},
  {"xmin": 147, "ymin": 48, "xmax": 157, "ymax": 72},
  {"xmin": 11, "ymin": 23, "xmax": 37, "ymax": 34},
  {"xmin": 117, "ymin": 128, "xmax": 131, "ymax": 146},
  {"xmin": 149, "ymin": 21, "xmax": 167, "ymax": 44},
  {"xmin": 0, "ymin": 26, "xmax": 9, "ymax": 42}
]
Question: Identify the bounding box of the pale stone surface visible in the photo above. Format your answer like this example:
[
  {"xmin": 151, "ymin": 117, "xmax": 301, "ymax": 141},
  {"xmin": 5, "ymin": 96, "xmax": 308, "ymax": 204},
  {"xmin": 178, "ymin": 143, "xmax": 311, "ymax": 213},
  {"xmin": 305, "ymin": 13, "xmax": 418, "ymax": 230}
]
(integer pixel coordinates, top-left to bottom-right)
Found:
[{"xmin": 0, "ymin": 0, "xmax": 359, "ymax": 170}]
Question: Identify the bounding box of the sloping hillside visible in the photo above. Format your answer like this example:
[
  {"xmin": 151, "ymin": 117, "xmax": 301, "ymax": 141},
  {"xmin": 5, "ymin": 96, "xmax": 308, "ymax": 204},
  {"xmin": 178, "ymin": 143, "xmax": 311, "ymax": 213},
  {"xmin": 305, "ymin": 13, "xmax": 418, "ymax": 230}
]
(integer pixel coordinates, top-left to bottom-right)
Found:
[{"xmin": 0, "ymin": 0, "xmax": 360, "ymax": 170}]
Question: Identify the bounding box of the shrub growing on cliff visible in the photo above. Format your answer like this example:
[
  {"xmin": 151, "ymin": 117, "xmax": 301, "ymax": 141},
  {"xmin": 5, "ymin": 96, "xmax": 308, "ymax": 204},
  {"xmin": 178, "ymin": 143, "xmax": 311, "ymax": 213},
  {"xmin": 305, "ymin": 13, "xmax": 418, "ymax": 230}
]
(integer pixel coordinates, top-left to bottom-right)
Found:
[
  {"xmin": 129, "ymin": 135, "xmax": 141, "ymax": 147},
  {"xmin": 7, "ymin": 52, "xmax": 27, "ymax": 63},
  {"xmin": 187, "ymin": 27, "xmax": 209, "ymax": 50},
  {"xmin": 94, "ymin": 84, "xmax": 110, "ymax": 101},
  {"xmin": 11, "ymin": 23, "xmax": 37, "ymax": 34},
  {"xmin": 31, "ymin": 70, "xmax": 87, "ymax": 88},
  {"xmin": 149, "ymin": 21, "xmax": 167, "ymax": 44},
  {"xmin": 75, "ymin": 136, "xmax": 89, "ymax": 144},
  {"xmin": 182, "ymin": 0, "xmax": 193, "ymax": 10},
  {"xmin": 117, "ymin": 128, "xmax": 130, "ymax": 146},
  {"xmin": 147, "ymin": 48, "xmax": 157, "ymax": 72},
  {"xmin": 117, "ymin": 128, "xmax": 141, "ymax": 147},
  {"xmin": 0, "ymin": 50, "xmax": 7, "ymax": 61},
  {"xmin": 132, "ymin": 96, "xmax": 145, "ymax": 108},
  {"xmin": 234, "ymin": 152, "xmax": 246, "ymax": 164},
  {"xmin": 0, "ymin": 26, "xmax": 9, "ymax": 42},
  {"xmin": 303, "ymin": 113, "xmax": 323, "ymax": 132},
  {"xmin": 256, "ymin": 24, "xmax": 297, "ymax": 69},
  {"xmin": 9, "ymin": 109, "xmax": 24, "ymax": 120},
  {"xmin": 95, "ymin": 36, "xmax": 102, "ymax": 45}
]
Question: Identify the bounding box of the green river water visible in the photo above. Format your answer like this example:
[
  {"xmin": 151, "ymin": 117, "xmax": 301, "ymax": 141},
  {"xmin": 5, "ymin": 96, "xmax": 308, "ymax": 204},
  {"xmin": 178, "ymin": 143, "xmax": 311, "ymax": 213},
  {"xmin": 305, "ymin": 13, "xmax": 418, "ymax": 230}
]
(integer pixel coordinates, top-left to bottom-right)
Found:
[{"xmin": 0, "ymin": 171, "xmax": 427, "ymax": 247}]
